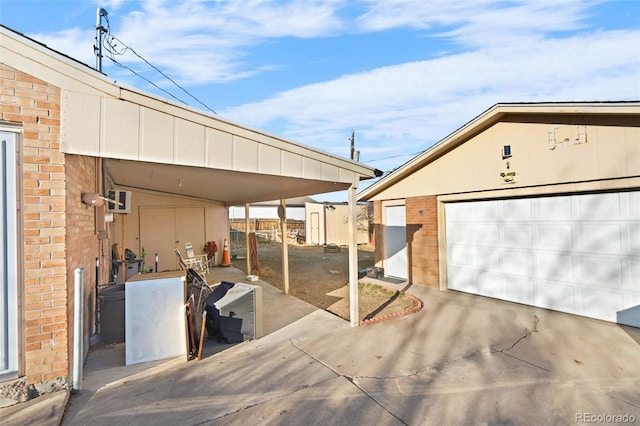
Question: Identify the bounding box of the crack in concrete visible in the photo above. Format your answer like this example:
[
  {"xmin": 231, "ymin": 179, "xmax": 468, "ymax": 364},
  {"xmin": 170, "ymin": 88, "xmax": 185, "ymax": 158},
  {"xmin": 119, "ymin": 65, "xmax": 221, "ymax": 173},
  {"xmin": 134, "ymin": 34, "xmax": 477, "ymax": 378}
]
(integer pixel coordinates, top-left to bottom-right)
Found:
[
  {"xmin": 290, "ymin": 340, "xmax": 409, "ymax": 425},
  {"xmin": 493, "ymin": 315, "xmax": 539, "ymax": 354}
]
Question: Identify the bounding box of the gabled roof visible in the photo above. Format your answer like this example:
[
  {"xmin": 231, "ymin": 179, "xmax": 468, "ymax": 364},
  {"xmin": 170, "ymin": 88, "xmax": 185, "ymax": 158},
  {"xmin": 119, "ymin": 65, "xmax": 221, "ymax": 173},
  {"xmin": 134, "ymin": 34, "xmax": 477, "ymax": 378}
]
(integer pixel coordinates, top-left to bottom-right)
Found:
[
  {"xmin": 358, "ymin": 101, "xmax": 640, "ymax": 201},
  {"xmin": 1, "ymin": 25, "xmax": 377, "ymax": 205}
]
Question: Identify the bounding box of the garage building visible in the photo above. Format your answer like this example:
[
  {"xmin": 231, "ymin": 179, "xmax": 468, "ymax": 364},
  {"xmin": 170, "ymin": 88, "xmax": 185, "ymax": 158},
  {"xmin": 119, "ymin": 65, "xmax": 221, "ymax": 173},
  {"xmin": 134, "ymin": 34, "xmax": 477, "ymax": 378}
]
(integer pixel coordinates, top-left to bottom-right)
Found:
[{"xmin": 359, "ymin": 102, "xmax": 640, "ymax": 328}]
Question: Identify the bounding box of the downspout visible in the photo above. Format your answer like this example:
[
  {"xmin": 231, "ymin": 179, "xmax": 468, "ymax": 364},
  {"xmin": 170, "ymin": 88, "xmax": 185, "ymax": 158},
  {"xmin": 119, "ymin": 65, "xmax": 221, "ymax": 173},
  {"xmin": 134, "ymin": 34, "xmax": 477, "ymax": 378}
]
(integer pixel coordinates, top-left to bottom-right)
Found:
[{"xmin": 72, "ymin": 268, "xmax": 84, "ymax": 394}]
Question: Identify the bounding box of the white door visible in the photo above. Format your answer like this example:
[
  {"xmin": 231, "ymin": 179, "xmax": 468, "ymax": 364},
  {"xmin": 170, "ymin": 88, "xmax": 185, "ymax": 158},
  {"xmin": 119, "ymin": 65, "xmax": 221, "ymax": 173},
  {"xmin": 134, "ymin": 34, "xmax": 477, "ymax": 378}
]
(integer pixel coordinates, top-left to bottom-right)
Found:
[
  {"xmin": 0, "ymin": 130, "xmax": 19, "ymax": 379},
  {"xmin": 140, "ymin": 207, "xmax": 206, "ymax": 272},
  {"xmin": 446, "ymin": 192, "xmax": 640, "ymax": 327},
  {"xmin": 310, "ymin": 212, "xmax": 320, "ymax": 244},
  {"xmin": 384, "ymin": 205, "xmax": 407, "ymax": 279}
]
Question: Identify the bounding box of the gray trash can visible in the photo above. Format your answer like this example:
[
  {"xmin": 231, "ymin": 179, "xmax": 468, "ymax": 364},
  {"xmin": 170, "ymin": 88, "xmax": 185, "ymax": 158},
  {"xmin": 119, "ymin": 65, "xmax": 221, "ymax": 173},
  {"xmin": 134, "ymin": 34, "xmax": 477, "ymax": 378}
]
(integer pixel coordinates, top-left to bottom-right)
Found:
[{"xmin": 99, "ymin": 284, "xmax": 125, "ymax": 344}]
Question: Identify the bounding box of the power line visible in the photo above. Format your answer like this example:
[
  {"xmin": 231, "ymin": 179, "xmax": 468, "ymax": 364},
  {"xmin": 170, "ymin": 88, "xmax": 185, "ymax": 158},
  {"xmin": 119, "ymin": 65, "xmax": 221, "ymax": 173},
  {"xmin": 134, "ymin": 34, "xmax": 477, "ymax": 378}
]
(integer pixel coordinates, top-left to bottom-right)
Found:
[
  {"xmin": 100, "ymin": 15, "xmax": 217, "ymax": 114},
  {"xmin": 106, "ymin": 56, "xmax": 190, "ymax": 106},
  {"xmin": 362, "ymin": 150, "xmax": 424, "ymax": 164}
]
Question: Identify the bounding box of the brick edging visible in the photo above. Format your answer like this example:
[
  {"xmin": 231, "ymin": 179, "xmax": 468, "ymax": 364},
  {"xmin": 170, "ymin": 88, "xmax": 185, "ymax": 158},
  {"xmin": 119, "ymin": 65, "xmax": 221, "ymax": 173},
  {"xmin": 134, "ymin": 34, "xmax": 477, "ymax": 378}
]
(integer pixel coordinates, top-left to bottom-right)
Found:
[{"xmin": 360, "ymin": 289, "xmax": 423, "ymax": 326}]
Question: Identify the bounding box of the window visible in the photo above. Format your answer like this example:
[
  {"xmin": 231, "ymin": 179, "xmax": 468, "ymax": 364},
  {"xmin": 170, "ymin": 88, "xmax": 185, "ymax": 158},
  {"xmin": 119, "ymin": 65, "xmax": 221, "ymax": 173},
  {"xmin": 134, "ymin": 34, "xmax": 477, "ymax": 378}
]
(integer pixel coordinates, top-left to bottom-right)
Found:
[{"xmin": 1, "ymin": 129, "xmax": 20, "ymax": 380}]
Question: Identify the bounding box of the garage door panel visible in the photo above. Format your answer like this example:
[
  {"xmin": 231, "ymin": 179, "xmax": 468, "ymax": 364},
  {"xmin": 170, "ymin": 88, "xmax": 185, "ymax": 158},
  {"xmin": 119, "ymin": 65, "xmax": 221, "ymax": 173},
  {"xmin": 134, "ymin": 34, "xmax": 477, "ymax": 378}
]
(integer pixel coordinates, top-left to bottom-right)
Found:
[
  {"xmin": 536, "ymin": 252, "xmax": 574, "ymax": 281},
  {"xmin": 504, "ymin": 224, "xmax": 533, "ymax": 248},
  {"xmin": 503, "ymin": 250, "xmax": 534, "ymax": 276},
  {"xmin": 475, "ymin": 224, "xmax": 500, "ymax": 245},
  {"xmin": 477, "ymin": 271, "xmax": 502, "ymax": 298},
  {"xmin": 537, "ymin": 224, "xmax": 572, "ymax": 249},
  {"xmin": 536, "ymin": 197, "xmax": 572, "ymax": 219},
  {"xmin": 503, "ymin": 198, "xmax": 532, "ymax": 219},
  {"xmin": 449, "ymin": 224, "xmax": 473, "ymax": 244},
  {"xmin": 537, "ymin": 281, "xmax": 576, "ymax": 311},
  {"xmin": 579, "ymin": 224, "xmax": 622, "ymax": 253},
  {"xmin": 630, "ymin": 225, "xmax": 640, "ymax": 251},
  {"xmin": 474, "ymin": 200, "xmax": 499, "ymax": 219},
  {"xmin": 581, "ymin": 288, "xmax": 623, "ymax": 321},
  {"xmin": 503, "ymin": 277, "xmax": 535, "ymax": 303},
  {"xmin": 446, "ymin": 191, "xmax": 640, "ymax": 327},
  {"xmin": 475, "ymin": 247, "xmax": 501, "ymax": 272},
  {"xmin": 576, "ymin": 193, "xmax": 621, "ymax": 218},
  {"xmin": 578, "ymin": 256, "xmax": 622, "ymax": 286},
  {"xmin": 449, "ymin": 267, "xmax": 477, "ymax": 293},
  {"xmin": 449, "ymin": 245, "xmax": 474, "ymax": 268}
]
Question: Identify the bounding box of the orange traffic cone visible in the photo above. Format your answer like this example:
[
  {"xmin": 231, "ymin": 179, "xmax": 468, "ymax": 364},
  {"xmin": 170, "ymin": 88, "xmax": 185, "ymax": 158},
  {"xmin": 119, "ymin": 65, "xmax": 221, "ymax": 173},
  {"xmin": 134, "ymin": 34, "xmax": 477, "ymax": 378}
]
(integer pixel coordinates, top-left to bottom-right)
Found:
[{"xmin": 221, "ymin": 238, "xmax": 231, "ymax": 267}]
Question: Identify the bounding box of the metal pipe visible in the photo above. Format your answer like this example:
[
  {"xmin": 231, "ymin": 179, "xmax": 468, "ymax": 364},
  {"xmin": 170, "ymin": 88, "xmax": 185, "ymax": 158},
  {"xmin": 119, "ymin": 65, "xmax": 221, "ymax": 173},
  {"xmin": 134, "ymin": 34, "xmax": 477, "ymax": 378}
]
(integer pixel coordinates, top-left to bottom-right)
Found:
[
  {"xmin": 73, "ymin": 268, "xmax": 84, "ymax": 394},
  {"xmin": 94, "ymin": 258, "xmax": 99, "ymax": 334}
]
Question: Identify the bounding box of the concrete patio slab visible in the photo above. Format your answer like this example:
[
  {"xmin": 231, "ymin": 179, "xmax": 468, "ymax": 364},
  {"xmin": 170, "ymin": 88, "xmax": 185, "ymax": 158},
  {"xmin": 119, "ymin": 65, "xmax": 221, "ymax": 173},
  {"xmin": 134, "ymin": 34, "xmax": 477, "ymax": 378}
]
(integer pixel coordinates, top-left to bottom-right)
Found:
[{"xmin": 4, "ymin": 270, "xmax": 639, "ymax": 425}]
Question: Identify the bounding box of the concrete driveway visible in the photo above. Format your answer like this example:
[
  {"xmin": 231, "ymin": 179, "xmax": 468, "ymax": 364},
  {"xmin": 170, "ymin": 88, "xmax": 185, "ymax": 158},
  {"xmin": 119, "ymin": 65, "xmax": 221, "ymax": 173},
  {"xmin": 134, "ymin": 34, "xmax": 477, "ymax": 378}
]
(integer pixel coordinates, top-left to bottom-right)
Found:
[{"xmin": 6, "ymin": 274, "xmax": 639, "ymax": 425}]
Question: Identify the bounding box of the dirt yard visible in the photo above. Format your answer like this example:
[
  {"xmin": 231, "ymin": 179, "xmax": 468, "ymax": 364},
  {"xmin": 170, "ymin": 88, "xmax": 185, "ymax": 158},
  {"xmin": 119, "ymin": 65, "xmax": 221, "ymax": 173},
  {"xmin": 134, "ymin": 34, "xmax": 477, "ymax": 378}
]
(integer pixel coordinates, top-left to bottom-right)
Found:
[{"xmin": 229, "ymin": 242, "xmax": 418, "ymax": 323}]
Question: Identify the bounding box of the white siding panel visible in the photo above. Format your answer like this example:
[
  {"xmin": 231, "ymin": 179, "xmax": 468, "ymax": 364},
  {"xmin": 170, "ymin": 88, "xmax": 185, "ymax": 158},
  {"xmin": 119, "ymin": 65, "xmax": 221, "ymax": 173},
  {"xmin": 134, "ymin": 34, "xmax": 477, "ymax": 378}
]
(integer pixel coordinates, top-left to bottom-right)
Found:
[
  {"xmin": 140, "ymin": 107, "xmax": 174, "ymax": 162},
  {"xmin": 282, "ymin": 151, "xmax": 302, "ymax": 177},
  {"xmin": 258, "ymin": 144, "xmax": 281, "ymax": 175},
  {"xmin": 446, "ymin": 191, "xmax": 640, "ymax": 327},
  {"xmin": 322, "ymin": 164, "xmax": 341, "ymax": 182},
  {"xmin": 234, "ymin": 136, "xmax": 258, "ymax": 172},
  {"xmin": 175, "ymin": 119, "xmax": 205, "ymax": 166},
  {"xmin": 207, "ymin": 128, "xmax": 233, "ymax": 170},
  {"xmin": 61, "ymin": 91, "xmax": 100, "ymax": 155},
  {"xmin": 103, "ymin": 98, "xmax": 140, "ymax": 159},
  {"xmin": 303, "ymin": 157, "xmax": 323, "ymax": 180}
]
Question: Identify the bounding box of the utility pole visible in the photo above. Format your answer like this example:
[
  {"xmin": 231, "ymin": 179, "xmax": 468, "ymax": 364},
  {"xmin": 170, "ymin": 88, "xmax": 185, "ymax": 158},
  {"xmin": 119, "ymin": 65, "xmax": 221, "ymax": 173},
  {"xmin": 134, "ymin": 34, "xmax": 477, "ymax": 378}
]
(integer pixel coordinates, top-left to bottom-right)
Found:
[
  {"xmin": 94, "ymin": 8, "xmax": 108, "ymax": 72},
  {"xmin": 350, "ymin": 130, "xmax": 358, "ymax": 161}
]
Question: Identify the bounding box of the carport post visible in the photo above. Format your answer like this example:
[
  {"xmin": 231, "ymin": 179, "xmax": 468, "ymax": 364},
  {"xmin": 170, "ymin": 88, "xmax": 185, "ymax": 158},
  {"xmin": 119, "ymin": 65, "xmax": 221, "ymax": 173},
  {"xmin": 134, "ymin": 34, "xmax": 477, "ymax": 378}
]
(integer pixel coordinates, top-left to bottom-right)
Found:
[
  {"xmin": 245, "ymin": 203, "xmax": 251, "ymax": 274},
  {"xmin": 348, "ymin": 182, "xmax": 359, "ymax": 327},
  {"xmin": 280, "ymin": 199, "xmax": 290, "ymax": 294}
]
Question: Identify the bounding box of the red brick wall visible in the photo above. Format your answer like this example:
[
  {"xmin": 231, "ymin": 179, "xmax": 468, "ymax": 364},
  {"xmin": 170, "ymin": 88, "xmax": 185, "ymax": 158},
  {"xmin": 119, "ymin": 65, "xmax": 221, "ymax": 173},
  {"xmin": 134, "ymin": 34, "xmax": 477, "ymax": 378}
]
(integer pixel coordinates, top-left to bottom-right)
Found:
[
  {"xmin": 406, "ymin": 196, "xmax": 439, "ymax": 288},
  {"xmin": 1, "ymin": 63, "xmax": 101, "ymax": 386}
]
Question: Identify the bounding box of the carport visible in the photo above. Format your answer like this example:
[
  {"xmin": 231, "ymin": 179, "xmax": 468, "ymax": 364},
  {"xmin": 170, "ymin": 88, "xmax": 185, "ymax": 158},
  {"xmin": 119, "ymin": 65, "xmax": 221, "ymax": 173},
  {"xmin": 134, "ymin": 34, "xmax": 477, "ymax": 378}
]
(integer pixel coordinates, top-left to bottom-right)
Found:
[{"xmin": 59, "ymin": 76, "xmax": 377, "ymax": 326}]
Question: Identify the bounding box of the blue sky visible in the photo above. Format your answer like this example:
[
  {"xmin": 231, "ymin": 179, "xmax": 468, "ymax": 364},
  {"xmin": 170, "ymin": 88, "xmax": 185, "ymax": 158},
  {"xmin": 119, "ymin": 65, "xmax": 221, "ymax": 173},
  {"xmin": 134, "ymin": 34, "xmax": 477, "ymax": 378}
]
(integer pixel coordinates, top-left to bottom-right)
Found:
[{"xmin": 2, "ymin": 0, "xmax": 639, "ymax": 201}]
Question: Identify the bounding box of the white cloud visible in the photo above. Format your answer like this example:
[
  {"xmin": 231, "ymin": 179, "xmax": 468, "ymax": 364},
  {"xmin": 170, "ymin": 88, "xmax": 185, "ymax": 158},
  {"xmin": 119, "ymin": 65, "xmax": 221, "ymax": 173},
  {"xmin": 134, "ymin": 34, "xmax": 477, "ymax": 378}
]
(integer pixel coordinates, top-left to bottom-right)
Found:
[{"xmin": 221, "ymin": 29, "xmax": 640, "ymax": 168}]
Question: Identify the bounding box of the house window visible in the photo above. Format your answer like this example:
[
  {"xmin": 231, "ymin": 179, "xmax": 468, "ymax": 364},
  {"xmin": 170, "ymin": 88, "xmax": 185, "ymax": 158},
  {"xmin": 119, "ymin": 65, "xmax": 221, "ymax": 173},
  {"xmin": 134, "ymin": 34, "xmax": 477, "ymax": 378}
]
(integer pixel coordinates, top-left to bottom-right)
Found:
[{"xmin": 1, "ymin": 129, "xmax": 20, "ymax": 380}]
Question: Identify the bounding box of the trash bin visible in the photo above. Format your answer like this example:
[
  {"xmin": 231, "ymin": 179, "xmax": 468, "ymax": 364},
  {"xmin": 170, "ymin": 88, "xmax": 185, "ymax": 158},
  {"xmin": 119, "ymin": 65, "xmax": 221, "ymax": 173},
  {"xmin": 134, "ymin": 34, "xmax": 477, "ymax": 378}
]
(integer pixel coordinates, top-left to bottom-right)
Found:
[{"xmin": 99, "ymin": 284, "xmax": 125, "ymax": 344}]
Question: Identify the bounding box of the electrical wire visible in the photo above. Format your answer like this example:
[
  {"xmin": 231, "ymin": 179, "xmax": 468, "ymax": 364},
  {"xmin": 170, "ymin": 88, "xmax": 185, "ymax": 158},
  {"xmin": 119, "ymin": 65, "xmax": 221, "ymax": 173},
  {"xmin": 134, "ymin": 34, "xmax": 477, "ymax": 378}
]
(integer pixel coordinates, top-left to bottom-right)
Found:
[
  {"xmin": 100, "ymin": 16, "xmax": 217, "ymax": 114},
  {"xmin": 362, "ymin": 150, "xmax": 425, "ymax": 164},
  {"xmin": 106, "ymin": 56, "xmax": 191, "ymax": 106}
]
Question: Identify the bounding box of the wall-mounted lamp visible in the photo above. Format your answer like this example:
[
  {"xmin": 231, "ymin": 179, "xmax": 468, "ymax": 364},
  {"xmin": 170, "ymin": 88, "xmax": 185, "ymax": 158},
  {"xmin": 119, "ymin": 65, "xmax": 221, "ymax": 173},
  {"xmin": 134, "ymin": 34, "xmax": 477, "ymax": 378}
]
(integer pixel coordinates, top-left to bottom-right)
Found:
[
  {"xmin": 81, "ymin": 193, "xmax": 124, "ymax": 208},
  {"xmin": 81, "ymin": 193, "xmax": 105, "ymax": 207}
]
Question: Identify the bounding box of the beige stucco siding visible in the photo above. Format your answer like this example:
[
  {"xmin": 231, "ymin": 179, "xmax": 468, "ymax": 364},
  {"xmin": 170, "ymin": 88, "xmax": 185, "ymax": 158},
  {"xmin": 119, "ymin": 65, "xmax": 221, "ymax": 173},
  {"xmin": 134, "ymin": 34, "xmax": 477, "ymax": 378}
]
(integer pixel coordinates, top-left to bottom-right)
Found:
[{"xmin": 369, "ymin": 121, "xmax": 640, "ymax": 201}]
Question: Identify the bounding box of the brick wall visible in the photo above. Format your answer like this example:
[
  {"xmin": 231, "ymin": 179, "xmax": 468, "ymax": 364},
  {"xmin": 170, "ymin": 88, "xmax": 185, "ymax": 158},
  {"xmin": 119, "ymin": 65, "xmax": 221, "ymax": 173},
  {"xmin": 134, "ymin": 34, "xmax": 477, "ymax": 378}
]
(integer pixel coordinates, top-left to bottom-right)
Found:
[
  {"xmin": 1, "ymin": 63, "xmax": 69, "ymax": 384},
  {"xmin": 406, "ymin": 196, "xmax": 439, "ymax": 288},
  {"xmin": 65, "ymin": 155, "xmax": 100, "ymax": 365},
  {"xmin": 1, "ymin": 63, "xmax": 101, "ymax": 387}
]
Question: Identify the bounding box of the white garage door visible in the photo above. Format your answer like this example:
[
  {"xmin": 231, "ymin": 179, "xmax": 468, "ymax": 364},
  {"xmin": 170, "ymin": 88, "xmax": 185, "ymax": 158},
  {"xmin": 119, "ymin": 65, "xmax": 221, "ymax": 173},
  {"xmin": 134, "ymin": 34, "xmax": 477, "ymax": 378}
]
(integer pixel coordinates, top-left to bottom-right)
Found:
[
  {"xmin": 384, "ymin": 205, "xmax": 407, "ymax": 279},
  {"xmin": 446, "ymin": 192, "xmax": 640, "ymax": 327}
]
